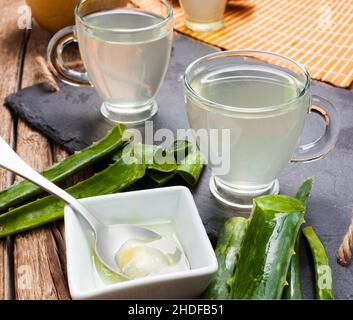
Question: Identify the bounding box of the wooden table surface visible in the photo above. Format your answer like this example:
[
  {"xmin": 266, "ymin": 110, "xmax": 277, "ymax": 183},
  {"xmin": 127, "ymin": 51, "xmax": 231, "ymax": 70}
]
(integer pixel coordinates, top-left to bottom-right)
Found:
[{"xmin": 0, "ymin": 0, "xmax": 71, "ymax": 299}]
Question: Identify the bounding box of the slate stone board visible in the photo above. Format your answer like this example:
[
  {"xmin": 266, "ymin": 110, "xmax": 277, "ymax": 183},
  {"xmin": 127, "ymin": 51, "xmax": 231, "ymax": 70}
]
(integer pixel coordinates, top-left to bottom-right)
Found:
[{"xmin": 5, "ymin": 33, "xmax": 353, "ymax": 299}]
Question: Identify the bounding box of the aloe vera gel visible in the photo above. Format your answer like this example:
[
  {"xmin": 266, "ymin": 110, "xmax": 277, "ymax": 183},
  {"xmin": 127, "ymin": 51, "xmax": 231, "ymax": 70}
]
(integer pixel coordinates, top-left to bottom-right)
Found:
[{"xmin": 92, "ymin": 220, "xmax": 190, "ymax": 286}]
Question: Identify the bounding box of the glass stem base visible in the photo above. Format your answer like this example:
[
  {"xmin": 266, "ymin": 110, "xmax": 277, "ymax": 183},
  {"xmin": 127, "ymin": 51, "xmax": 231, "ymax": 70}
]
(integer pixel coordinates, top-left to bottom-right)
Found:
[
  {"xmin": 209, "ymin": 176, "xmax": 280, "ymax": 211},
  {"xmin": 184, "ymin": 19, "xmax": 224, "ymax": 32},
  {"xmin": 100, "ymin": 100, "xmax": 158, "ymax": 125}
]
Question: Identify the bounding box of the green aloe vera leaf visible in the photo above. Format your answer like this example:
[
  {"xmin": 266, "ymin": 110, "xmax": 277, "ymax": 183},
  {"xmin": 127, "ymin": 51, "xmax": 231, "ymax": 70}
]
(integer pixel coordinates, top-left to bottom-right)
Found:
[
  {"xmin": 202, "ymin": 217, "xmax": 248, "ymax": 299},
  {"xmin": 176, "ymin": 150, "xmax": 205, "ymax": 186},
  {"xmin": 0, "ymin": 138, "xmax": 205, "ymax": 237},
  {"xmin": 302, "ymin": 226, "xmax": 334, "ymax": 300},
  {"xmin": 145, "ymin": 170, "xmax": 176, "ymax": 186},
  {"xmin": 230, "ymin": 195, "xmax": 305, "ymax": 299},
  {"xmin": 283, "ymin": 178, "xmax": 313, "ymax": 300},
  {"xmin": 123, "ymin": 143, "xmax": 177, "ymax": 173},
  {"xmin": 148, "ymin": 146, "xmax": 177, "ymax": 172},
  {"xmin": 146, "ymin": 149, "xmax": 205, "ymax": 187},
  {"xmin": 0, "ymin": 156, "xmax": 146, "ymax": 238},
  {"xmin": 0, "ymin": 125, "xmax": 127, "ymax": 213},
  {"xmin": 117, "ymin": 140, "xmax": 202, "ymax": 187},
  {"xmin": 283, "ymin": 238, "xmax": 303, "ymax": 300},
  {"xmin": 166, "ymin": 140, "xmax": 192, "ymax": 162},
  {"xmin": 144, "ymin": 142, "xmax": 185, "ymax": 186},
  {"xmin": 295, "ymin": 178, "xmax": 314, "ymax": 203}
]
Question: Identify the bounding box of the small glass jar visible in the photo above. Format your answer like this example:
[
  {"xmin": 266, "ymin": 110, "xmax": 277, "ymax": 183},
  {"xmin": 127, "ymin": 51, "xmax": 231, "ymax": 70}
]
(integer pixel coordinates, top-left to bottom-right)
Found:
[{"xmin": 179, "ymin": 0, "xmax": 227, "ymax": 32}]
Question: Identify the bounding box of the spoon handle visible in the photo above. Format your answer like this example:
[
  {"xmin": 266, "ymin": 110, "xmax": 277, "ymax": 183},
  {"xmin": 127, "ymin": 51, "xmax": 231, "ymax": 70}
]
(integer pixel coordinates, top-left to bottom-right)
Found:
[{"xmin": 0, "ymin": 137, "xmax": 101, "ymax": 231}]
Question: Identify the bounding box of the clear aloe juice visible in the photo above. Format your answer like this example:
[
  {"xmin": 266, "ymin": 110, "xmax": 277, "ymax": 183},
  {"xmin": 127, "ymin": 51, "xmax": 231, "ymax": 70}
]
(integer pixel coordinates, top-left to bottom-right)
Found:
[
  {"xmin": 179, "ymin": 0, "xmax": 227, "ymax": 32},
  {"xmin": 185, "ymin": 65, "xmax": 309, "ymax": 190},
  {"xmin": 76, "ymin": 9, "xmax": 173, "ymax": 109},
  {"xmin": 180, "ymin": 0, "xmax": 227, "ymax": 23}
]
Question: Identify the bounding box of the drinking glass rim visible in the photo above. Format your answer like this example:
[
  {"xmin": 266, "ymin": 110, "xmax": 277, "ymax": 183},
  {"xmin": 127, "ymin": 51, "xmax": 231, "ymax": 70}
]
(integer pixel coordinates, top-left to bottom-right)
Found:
[
  {"xmin": 183, "ymin": 50, "xmax": 310, "ymax": 114},
  {"xmin": 75, "ymin": 0, "xmax": 173, "ymax": 33}
]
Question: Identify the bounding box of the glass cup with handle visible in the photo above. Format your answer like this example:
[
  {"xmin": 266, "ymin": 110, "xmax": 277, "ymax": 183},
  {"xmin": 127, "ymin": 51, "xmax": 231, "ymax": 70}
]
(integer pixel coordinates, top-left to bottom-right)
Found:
[
  {"xmin": 47, "ymin": 0, "xmax": 173, "ymax": 124},
  {"xmin": 179, "ymin": 0, "xmax": 227, "ymax": 32},
  {"xmin": 183, "ymin": 50, "xmax": 340, "ymax": 209}
]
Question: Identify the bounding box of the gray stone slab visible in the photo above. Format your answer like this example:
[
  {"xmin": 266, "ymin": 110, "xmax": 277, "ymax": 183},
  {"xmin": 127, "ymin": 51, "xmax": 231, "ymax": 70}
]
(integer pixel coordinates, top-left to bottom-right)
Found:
[{"xmin": 4, "ymin": 33, "xmax": 353, "ymax": 299}]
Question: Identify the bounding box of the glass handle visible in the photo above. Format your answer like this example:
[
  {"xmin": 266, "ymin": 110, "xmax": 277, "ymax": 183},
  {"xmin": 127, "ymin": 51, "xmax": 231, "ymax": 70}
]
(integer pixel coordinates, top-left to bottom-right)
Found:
[
  {"xmin": 47, "ymin": 25, "xmax": 91, "ymax": 87},
  {"xmin": 291, "ymin": 95, "xmax": 340, "ymax": 162}
]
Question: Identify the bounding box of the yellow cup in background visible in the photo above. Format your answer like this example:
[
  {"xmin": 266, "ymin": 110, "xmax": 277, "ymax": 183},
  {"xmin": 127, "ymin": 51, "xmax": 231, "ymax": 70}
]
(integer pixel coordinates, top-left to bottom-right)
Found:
[{"xmin": 25, "ymin": 0, "xmax": 80, "ymax": 33}]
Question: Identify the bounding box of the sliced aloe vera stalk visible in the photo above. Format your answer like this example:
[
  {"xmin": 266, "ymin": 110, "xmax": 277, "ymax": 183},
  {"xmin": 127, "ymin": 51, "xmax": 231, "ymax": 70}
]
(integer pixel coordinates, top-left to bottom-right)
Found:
[
  {"xmin": 146, "ymin": 170, "xmax": 176, "ymax": 186},
  {"xmin": 202, "ymin": 217, "xmax": 248, "ymax": 299},
  {"xmin": 146, "ymin": 149, "xmax": 204, "ymax": 186},
  {"xmin": 115, "ymin": 143, "xmax": 177, "ymax": 173},
  {"xmin": 167, "ymin": 140, "xmax": 192, "ymax": 162},
  {"xmin": 176, "ymin": 150, "xmax": 204, "ymax": 186},
  {"xmin": 124, "ymin": 140, "xmax": 204, "ymax": 186},
  {"xmin": 283, "ymin": 178, "xmax": 313, "ymax": 300},
  {"xmin": 0, "ymin": 125, "xmax": 127, "ymax": 213},
  {"xmin": 0, "ymin": 156, "xmax": 145, "ymax": 238},
  {"xmin": 0, "ymin": 140, "xmax": 205, "ymax": 237},
  {"xmin": 303, "ymin": 226, "xmax": 334, "ymax": 300},
  {"xmin": 230, "ymin": 195, "xmax": 305, "ymax": 299}
]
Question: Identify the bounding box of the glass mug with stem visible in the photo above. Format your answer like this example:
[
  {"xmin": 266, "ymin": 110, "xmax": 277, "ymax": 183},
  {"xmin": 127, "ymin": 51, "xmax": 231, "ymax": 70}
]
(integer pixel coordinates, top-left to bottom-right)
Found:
[
  {"xmin": 47, "ymin": 0, "xmax": 173, "ymax": 124},
  {"xmin": 179, "ymin": 0, "xmax": 227, "ymax": 32},
  {"xmin": 183, "ymin": 50, "xmax": 339, "ymax": 209}
]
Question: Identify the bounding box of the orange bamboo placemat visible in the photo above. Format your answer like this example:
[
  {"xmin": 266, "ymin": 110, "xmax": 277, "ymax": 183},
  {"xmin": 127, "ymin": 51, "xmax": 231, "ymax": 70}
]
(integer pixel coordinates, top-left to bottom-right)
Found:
[{"xmin": 134, "ymin": 0, "xmax": 353, "ymax": 88}]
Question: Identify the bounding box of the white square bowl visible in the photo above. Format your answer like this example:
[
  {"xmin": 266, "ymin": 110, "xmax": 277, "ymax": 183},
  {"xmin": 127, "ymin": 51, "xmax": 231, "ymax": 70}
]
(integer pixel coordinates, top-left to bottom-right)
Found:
[{"xmin": 64, "ymin": 186, "xmax": 218, "ymax": 299}]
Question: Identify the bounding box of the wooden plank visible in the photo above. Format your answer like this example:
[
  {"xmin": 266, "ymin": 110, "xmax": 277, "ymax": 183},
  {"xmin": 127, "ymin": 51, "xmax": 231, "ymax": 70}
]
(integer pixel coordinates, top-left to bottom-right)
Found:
[
  {"xmin": 50, "ymin": 145, "xmax": 96, "ymax": 282},
  {"xmin": 13, "ymin": 21, "xmax": 70, "ymax": 300},
  {"xmin": 51, "ymin": 145, "xmax": 70, "ymax": 281},
  {"xmin": 0, "ymin": 0, "xmax": 27, "ymax": 300}
]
